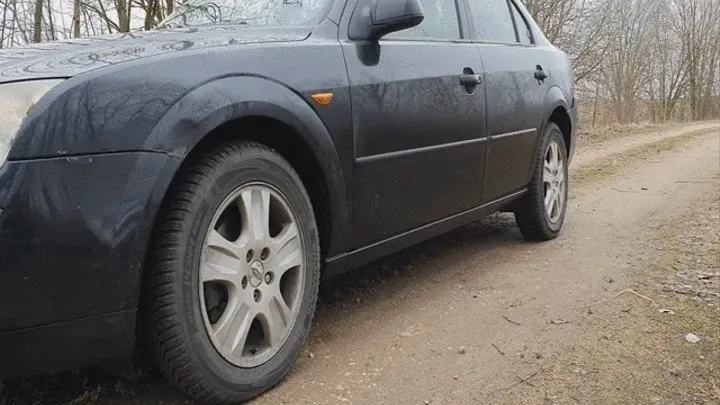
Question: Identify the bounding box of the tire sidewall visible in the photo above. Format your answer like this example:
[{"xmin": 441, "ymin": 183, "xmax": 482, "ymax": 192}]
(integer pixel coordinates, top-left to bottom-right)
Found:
[
  {"xmin": 536, "ymin": 125, "xmax": 569, "ymax": 234},
  {"xmin": 174, "ymin": 148, "xmax": 319, "ymax": 394}
]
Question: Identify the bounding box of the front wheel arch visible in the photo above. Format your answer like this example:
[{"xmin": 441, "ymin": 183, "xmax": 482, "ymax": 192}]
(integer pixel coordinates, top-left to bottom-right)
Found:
[
  {"xmin": 143, "ymin": 75, "xmax": 350, "ymax": 255},
  {"xmin": 132, "ymin": 79, "xmax": 350, "ymax": 354}
]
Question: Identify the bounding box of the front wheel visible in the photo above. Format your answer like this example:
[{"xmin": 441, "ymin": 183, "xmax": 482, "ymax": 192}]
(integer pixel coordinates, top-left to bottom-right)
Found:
[
  {"xmin": 515, "ymin": 123, "xmax": 569, "ymax": 241},
  {"xmin": 146, "ymin": 141, "xmax": 320, "ymax": 404}
]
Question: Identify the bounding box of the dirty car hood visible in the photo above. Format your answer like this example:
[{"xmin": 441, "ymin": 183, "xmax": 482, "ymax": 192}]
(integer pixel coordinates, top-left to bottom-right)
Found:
[{"xmin": 0, "ymin": 26, "xmax": 311, "ymax": 83}]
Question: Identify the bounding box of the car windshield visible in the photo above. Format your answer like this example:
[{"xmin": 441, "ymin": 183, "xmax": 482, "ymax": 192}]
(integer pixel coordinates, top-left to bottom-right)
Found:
[{"xmin": 160, "ymin": 0, "xmax": 332, "ymax": 28}]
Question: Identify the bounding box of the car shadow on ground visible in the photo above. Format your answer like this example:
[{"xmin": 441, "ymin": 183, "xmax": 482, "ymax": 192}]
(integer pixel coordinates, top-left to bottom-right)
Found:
[{"xmin": 0, "ymin": 214, "xmax": 521, "ymax": 405}]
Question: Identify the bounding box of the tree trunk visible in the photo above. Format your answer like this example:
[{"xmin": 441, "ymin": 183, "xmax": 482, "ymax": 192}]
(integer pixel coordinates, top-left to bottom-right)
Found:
[
  {"xmin": 73, "ymin": 0, "xmax": 81, "ymax": 37},
  {"xmin": 116, "ymin": 0, "xmax": 130, "ymax": 32},
  {"xmin": 33, "ymin": 0, "xmax": 43, "ymax": 43},
  {"xmin": 46, "ymin": 0, "xmax": 55, "ymax": 40},
  {"xmin": 144, "ymin": 0, "xmax": 156, "ymax": 30},
  {"xmin": 592, "ymin": 84, "xmax": 599, "ymax": 128}
]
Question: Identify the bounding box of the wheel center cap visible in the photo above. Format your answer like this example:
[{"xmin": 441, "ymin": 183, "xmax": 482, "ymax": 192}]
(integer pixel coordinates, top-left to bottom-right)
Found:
[{"xmin": 249, "ymin": 261, "xmax": 264, "ymax": 288}]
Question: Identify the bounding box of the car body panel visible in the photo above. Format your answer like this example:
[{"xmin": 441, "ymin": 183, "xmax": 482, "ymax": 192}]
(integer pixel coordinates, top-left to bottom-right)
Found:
[
  {"xmin": 0, "ymin": 152, "xmax": 179, "ymax": 332},
  {"xmin": 9, "ymin": 25, "xmax": 348, "ymax": 160},
  {"xmin": 343, "ymin": 39, "xmax": 488, "ymax": 247},
  {"xmin": 478, "ymin": 42, "xmax": 549, "ymax": 202},
  {"xmin": 0, "ymin": 26, "xmax": 312, "ymax": 84},
  {"xmin": 0, "ymin": 310, "xmax": 135, "ymax": 380},
  {"xmin": 6, "ymin": 22, "xmax": 355, "ymax": 257},
  {"xmin": 142, "ymin": 75, "xmax": 354, "ymax": 254}
]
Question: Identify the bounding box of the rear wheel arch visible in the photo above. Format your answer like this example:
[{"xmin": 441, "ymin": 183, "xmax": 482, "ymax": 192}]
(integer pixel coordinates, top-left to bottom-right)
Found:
[
  {"xmin": 548, "ymin": 106, "xmax": 572, "ymax": 157},
  {"xmin": 536, "ymin": 86, "xmax": 573, "ymax": 163}
]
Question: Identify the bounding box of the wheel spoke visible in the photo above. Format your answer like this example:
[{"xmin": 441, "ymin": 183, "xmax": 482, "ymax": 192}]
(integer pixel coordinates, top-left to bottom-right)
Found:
[
  {"xmin": 260, "ymin": 291, "xmax": 292, "ymax": 347},
  {"xmin": 211, "ymin": 300, "xmax": 254, "ymax": 355},
  {"xmin": 543, "ymin": 160, "xmax": 554, "ymax": 184},
  {"xmin": 268, "ymin": 223, "xmax": 302, "ymax": 277},
  {"xmin": 241, "ymin": 188, "xmax": 271, "ymax": 242},
  {"xmin": 201, "ymin": 262, "xmax": 239, "ymax": 283},
  {"xmin": 544, "ymin": 187, "xmax": 555, "ymax": 212},
  {"xmin": 550, "ymin": 142, "xmax": 559, "ymax": 170},
  {"xmin": 207, "ymin": 229, "xmax": 242, "ymax": 259},
  {"xmin": 203, "ymin": 230, "xmax": 242, "ymax": 283}
]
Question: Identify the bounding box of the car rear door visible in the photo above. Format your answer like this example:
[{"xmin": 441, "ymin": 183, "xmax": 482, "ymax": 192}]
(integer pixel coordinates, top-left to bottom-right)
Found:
[
  {"xmin": 464, "ymin": 0, "xmax": 550, "ymax": 202},
  {"xmin": 340, "ymin": 0, "xmax": 488, "ymax": 248}
]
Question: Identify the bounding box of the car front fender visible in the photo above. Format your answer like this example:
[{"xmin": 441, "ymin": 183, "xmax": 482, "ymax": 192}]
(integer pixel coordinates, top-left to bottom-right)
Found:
[{"xmin": 144, "ymin": 74, "xmax": 351, "ymax": 254}]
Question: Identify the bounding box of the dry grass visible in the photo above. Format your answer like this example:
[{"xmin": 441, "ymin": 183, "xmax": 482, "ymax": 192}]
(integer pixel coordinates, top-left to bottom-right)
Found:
[
  {"xmin": 572, "ymin": 127, "xmax": 718, "ymax": 185},
  {"xmin": 489, "ymin": 189, "xmax": 720, "ymax": 405},
  {"xmin": 576, "ymin": 122, "xmax": 682, "ymax": 146}
]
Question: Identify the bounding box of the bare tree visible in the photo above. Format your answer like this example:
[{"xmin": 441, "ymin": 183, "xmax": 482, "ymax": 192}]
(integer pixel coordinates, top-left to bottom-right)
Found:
[
  {"xmin": 675, "ymin": 0, "xmax": 720, "ymax": 120},
  {"xmin": 645, "ymin": 0, "xmax": 688, "ymax": 122}
]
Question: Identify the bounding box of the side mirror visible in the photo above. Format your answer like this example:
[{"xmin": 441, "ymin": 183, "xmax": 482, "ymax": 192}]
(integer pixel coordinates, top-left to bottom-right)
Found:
[{"xmin": 349, "ymin": 0, "xmax": 425, "ymax": 41}]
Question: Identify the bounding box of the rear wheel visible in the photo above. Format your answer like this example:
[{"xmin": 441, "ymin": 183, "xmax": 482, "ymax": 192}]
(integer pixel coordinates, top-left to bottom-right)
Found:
[
  {"xmin": 146, "ymin": 141, "xmax": 320, "ymax": 404},
  {"xmin": 515, "ymin": 123, "xmax": 569, "ymax": 241}
]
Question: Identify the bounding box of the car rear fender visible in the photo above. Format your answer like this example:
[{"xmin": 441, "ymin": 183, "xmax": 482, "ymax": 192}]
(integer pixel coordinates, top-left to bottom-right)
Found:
[{"xmin": 534, "ymin": 85, "xmax": 572, "ymax": 156}]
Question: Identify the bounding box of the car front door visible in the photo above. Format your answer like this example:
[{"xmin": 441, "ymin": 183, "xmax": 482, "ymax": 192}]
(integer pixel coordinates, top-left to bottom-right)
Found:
[
  {"xmin": 465, "ymin": 0, "xmax": 550, "ymax": 202},
  {"xmin": 341, "ymin": 0, "xmax": 488, "ymax": 248}
]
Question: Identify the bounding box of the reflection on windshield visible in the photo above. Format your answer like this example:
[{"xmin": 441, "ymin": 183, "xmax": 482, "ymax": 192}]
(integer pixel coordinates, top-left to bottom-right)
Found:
[{"xmin": 160, "ymin": 0, "xmax": 331, "ymax": 28}]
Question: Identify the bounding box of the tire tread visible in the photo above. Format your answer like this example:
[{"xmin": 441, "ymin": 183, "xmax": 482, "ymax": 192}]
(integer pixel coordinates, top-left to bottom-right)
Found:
[
  {"xmin": 145, "ymin": 141, "xmax": 319, "ymax": 404},
  {"xmin": 515, "ymin": 123, "xmax": 569, "ymax": 241}
]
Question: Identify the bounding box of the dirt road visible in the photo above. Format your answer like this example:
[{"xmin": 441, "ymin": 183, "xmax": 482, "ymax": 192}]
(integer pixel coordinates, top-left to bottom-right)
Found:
[{"xmin": 1, "ymin": 122, "xmax": 718, "ymax": 405}]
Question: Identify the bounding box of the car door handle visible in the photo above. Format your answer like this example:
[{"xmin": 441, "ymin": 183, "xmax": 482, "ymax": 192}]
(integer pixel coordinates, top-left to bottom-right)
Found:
[
  {"xmin": 459, "ymin": 74, "xmax": 483, "ymax": 87},
  {"xmin": 534, "ymin": 65, "xmax": 548, "ymax": 81},
  {"xmin": 460, "ymin": 67, "xmax": 482, "ymax": 90}
]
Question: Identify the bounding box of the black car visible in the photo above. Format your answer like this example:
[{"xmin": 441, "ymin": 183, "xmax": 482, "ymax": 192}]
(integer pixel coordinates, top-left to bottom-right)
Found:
[{"xmin": 0, "ymin": 0, "xmax": 576, "ymax": 402}]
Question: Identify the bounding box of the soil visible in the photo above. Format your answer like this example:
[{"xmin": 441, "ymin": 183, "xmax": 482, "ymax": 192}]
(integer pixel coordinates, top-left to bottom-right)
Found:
[{"xmin": 1, "ymin": 121, "xmax": 719, "ymax": 405}]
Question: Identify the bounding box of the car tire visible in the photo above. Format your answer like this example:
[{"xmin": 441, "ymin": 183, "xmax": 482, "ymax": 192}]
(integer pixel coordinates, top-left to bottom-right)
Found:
[
  {"xmin": 514, "ymin": 122, "xmax": 569, "ymax": 241},
  {"xmin": 146, "ymin": 141, "xmax": 320, "ymax": 404}
]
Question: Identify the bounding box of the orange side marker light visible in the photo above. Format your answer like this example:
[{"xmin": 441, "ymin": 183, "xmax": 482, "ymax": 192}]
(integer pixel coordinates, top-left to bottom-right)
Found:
[{"xmin": 311, "ymin": 92, "xmax": 334, "ymax": 106}]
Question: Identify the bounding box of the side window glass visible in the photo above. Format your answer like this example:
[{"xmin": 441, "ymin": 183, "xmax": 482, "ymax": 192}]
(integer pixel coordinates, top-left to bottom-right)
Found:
[
  {"xmin": 384, "ymin": 0, "xmax": 461, "ymax": 41},
  {"xmin": 510, "ymin": 1, "xmax": 533, "ymax": 44},
  {"xmin": 467, "ymin": 0, "xmax": 517, "ymax": 43}
]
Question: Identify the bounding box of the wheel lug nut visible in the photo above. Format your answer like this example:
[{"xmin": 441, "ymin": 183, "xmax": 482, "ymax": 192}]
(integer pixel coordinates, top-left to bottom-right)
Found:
[
  {"xmin": 246, "ymin": 249, "xmax": 254, "ymax": 263},
  {"xmin": 241, "ymin": 276, "xmax": 248, "ymax": 289},
  {"xmin": 261, "ymin": 247, "xmax": 270, "ymax": 261},
  {"xmin": 264, "ymin": 272, "xmax": 273, "ymax": 284},
  {"xmin": 253, "ymin": 289, "xmax": 262, "ymax": 303}
]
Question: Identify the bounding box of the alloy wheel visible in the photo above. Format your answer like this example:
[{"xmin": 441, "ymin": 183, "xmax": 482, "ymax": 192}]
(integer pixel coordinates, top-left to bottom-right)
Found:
[
  {"xmin": 542, "ymin": 140, "xmax": 566, "ymax": 224},
  {"xmin": 199, "ymin": 182, "xmax": 305, "ymax": 368}
]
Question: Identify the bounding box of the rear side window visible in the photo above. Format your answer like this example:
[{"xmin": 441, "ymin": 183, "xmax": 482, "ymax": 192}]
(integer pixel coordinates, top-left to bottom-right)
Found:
[
  {"xmin": 510, "ymin": 1, "xmax": 533, "ymax": 44},
  {"xmin": 385, "ymin": 0, "xmax": 461, "ymax": 41},
  {"xmin": 467, "ymin": 0, "xmax": 517, "ymax": 43}
]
